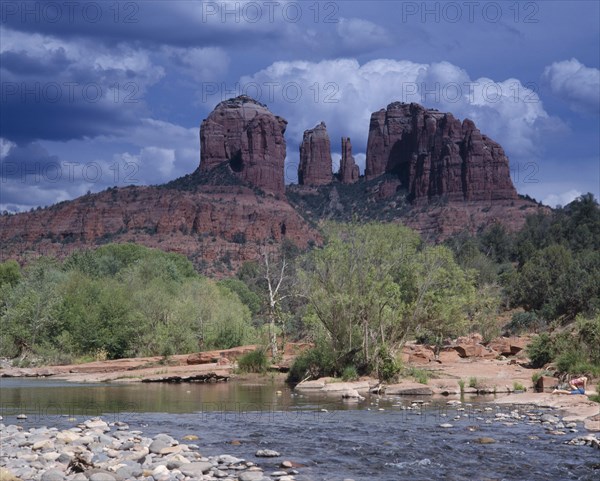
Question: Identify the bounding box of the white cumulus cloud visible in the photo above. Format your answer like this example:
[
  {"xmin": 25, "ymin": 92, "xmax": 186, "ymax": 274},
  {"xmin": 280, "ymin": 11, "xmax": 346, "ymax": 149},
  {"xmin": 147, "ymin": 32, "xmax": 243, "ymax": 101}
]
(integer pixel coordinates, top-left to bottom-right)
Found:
[
  {"xmin": 0, "ymin": 138, "xmax": 16, "ymax": 160},
  {"xmin": 239, "ymin": 58, "xmax": 564, "ymax": 175},
  {"xmin": 542, "ymin": 189, "xmax": 583, "ymax": 208},
  {"xmin": 543, "ymin": 58, "xmax": 600, "ymax": 114},
  {"xmin": 163, "ymin": 46, "xmax": 230, "ymax": 82},
  {"xmin": 336, "ymin": 17, "xmax": 391, "ymax": 50}
]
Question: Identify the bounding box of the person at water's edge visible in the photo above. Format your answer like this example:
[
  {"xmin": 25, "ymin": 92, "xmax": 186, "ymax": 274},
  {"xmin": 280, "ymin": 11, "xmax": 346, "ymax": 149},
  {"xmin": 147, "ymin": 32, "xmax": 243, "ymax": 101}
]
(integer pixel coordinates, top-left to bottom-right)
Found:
[{"xmin": 552, "ymin": 376, "xmax": 588, "ymax": 395}]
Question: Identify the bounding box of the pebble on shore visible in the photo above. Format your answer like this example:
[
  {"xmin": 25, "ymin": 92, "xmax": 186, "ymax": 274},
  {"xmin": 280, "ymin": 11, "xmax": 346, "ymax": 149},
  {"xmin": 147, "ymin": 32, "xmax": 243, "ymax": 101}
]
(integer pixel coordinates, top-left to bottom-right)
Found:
[{"xmin": 0, "ymin": 418, "xmax": 301, "ymax": 481}]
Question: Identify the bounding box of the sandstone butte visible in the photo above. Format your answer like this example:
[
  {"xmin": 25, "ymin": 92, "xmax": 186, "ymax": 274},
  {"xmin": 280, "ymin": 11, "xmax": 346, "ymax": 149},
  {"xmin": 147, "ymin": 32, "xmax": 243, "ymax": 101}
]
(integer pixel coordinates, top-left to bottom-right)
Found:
[
  {"xmin": 199, "ymin": 95, "xmax": 288, "ymax": 195},
  {"xmin": 339, "ymin": 137, "xmax": 360, "ymax": 184},
  {"xmin": 364, "ymin": 102, "xmax": 517, "ymax": 202},
  {"xmin": 298, "ymin": 122, "xmax": 333, "ymax": 186},
  {"xmin": 0, "ymin": 96, "xmax": 545, "ymax": 273}
]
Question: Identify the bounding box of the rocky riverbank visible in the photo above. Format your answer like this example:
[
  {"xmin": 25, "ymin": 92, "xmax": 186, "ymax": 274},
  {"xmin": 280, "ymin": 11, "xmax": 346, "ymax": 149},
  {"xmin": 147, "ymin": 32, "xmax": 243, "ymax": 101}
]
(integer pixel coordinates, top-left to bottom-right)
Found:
[
  {"xmin": 1, "ymin": 402, "xmax": 599, "ymax": 481},
  {"xmin": 0, "ymin": 418, "xmax": 305, "ymax": 481},
  {"xmin": 295, "ymin": 377, "xmax": 599, "ymax": 432}
]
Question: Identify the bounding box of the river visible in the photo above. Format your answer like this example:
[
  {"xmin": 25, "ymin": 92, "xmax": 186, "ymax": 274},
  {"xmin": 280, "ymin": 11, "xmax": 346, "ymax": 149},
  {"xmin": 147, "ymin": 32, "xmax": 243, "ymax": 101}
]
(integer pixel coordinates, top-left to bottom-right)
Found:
[{"xmin": 1, "ymin": 378, "xmax": 598, "ymax": 480}]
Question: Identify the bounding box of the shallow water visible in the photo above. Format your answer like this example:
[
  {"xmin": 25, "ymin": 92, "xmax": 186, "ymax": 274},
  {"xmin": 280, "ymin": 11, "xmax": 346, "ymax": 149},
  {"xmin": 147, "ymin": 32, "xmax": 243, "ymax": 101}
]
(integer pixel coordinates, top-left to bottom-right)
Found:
[{"xmin": 1, "ymin": 379, "xmax": 598, "ymax": 480}]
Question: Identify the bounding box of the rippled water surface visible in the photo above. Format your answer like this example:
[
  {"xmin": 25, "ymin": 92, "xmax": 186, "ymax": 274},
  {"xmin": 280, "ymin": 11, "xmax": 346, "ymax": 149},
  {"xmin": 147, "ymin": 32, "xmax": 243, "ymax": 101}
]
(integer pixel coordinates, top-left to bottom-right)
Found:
[{"xmin": 1, "ymin": 378, "xmax": 598, "ymax": 480}]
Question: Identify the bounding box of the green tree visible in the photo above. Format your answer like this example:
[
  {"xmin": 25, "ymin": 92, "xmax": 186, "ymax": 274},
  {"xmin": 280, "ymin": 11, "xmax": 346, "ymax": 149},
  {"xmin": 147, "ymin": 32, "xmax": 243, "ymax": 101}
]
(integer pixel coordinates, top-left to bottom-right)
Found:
[
  {"xmin": 218, "ymin": 278, "xmax": 262, "ymax": 316},
  {"xmin": 298, "ymin": 222, "xmax": 481, "ymax": 378},
  {"xmin": 0, "ymin": 260, "xmax": 21, "ymax": 288},
  {"xmin": 479, "ymin": 223, "xmax": 512, "ymax": 263},
  {"xmin": 410, "ymin": 245, "xmax": 477, "ymax": 345},
  {"xmin": 0, "ymin": 245, "xmax": 255, "ymax": 362},
  {"xmin": 299, "ymin": 222, "xmax": 417, "ymax": 374},
  {"xmin": 512, "ymin": 244, "xmax": 573, "ymax": 318},
  {"xmin": 0, "ymin": 259, "xmax": 65, "ymax": 358}
]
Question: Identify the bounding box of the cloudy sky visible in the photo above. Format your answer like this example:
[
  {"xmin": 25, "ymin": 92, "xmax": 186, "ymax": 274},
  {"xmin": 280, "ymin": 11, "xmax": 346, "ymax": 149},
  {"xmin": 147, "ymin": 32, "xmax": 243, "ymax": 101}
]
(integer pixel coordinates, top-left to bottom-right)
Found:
[{"xmin": 1, "ymin": 0, "xmax": 598, "ymax": 212}]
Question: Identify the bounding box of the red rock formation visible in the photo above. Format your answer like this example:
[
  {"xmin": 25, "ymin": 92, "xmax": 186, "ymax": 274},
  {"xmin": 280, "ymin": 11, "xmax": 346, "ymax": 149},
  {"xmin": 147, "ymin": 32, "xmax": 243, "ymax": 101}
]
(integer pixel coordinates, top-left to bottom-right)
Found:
[
  {"xmin": 0, "ymin": 97, "xmax": 545, "ymax": 273},
  {"xmin": 298, "ymin": 122, "xmax": 332, "ymax": 186},
  {"xmin": 487, "ymin": 337, "xmax": 527, "ymax": 356},
  {"xmin": 365, "ymin": 102, "xmax": 517, "ymax": 202},
  {"xmin": 338, "ymin": 137, "xmax": 360, "ymax": 184},
  {"xmin": 0, "ymin": 185, "xmax": 320, "ymax": 276},
  {"xmin": 199, "ymin": 96, "xmax": 287, "ymax": 194}
]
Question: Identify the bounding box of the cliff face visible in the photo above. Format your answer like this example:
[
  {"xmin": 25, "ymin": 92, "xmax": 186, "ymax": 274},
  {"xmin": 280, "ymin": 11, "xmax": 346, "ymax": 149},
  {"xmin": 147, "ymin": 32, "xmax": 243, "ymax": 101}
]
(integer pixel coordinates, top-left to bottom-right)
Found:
[
  {"xmin": 365, "ymin": 102, "xmax": 517, "ymax": 202},
  {"xmin": 0, "ymin": 185, "xmax": 320, "ymax": 275},
  {"xmin": 298, "ymin": 122, "xmax": 333, "ymax": 186},
  {"xmin": 199, "ymin": 96, "xmax": 288, "ymax": 195}
]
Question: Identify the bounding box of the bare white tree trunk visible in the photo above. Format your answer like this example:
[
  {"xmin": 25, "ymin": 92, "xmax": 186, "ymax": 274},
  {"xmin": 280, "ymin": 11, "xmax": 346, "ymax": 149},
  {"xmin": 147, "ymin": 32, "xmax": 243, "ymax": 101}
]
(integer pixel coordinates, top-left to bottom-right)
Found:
[{"xmin": 263, "ymin": 249, "xmax": 289, "ymax": 359}]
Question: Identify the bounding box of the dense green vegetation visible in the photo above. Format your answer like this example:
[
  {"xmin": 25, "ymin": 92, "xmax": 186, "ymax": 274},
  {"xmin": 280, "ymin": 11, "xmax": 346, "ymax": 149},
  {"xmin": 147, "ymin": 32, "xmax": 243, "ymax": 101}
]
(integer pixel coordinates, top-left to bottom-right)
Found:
[
  {"xmin": 289, "ymin": 222, "xmax": 497, "ymax": 381},
  {"xmin": 287, "ymin": 194, "xmax": 600, "ymax": 381},
  {"xmin": 236, "ymin": 349, "xmax": 269, "ymax": 374},
  {"xmin": 0, "ymin": 244, "xmax": 256, "ymax": 364},
  {"xmin": 445, "ymin": 193, "xmax": 600, "ymax": 377},
  {"xmin": 1, "ymin": 194, "xmax": 598, "ymax": 380},
  {"xmin": 527, "ymin": 314, "xmax": 600, "ymax": 376},
  {"xmin": 446, "ymin": 193, "xmax": 600, "ymax": 323}
]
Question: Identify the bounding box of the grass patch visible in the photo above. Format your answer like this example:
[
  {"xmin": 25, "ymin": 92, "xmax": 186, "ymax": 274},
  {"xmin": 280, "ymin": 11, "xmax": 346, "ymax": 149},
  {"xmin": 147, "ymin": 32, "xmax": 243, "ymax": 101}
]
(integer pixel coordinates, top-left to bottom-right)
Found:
[
  {"xmin": 469, "ymin": 377, "xmax": 479, "ymax": 389},
  {"xmin": 513, "ymin": 381, "xmax": 526, "ymax": 391},
  {"xmin": 458, "ymin": 379, "xmax": 465, "ymax": 394},
  {"xmin": 341, "ymin": 365, "xmax": 359, "ymax": 382},
  {"xmin": 589, "ymin": 394, "xmax": 600, "ymax": 404},
  {"xmin": 531, "ymin": 370, "xmax": 553, "ymax": 384},
  {"xmin": 406, "ymin": 367, "xmax": 431, "ymax": 385}
]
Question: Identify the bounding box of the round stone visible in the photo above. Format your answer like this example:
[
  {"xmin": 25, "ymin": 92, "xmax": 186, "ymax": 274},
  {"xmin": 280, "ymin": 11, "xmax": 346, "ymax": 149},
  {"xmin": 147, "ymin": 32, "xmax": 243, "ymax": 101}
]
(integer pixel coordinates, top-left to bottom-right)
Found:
[
  {"xmin": 88, "ymin": 473, "xmax": 117, "ymax": 481},
  {"xmin": 40, "ymin": 469, "xmax": 65, "ymax": 481},
  {"xmin": 239, "ymin": 472, "xmax": 268, "ymax": 481},
  {"xmin": 255, "ymin": 449, "xmax": 280, "ymax": 457},
  {"xmin": 180, "ymin": 462, "xmax": 214, "ymax": 477}
]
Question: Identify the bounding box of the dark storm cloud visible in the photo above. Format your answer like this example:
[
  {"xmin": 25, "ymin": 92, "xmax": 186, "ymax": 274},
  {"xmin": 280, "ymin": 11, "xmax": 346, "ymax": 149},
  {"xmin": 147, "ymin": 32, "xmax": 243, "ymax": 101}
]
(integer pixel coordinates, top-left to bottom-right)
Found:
[
  {"xmin": 1, "ymin": 142, "xmax": 59, "ymax": 180},
  {"xmin": 0, "ymin": 26, "xmax": 159, "ymax": 143},
  {"xmin": 0, "ymin": 95, "xmax": 142, "ymax": 143},
  {"xmin": 0, "ymin": 48, "xmax": 71, "ymax": 75},
  {"xmin": 0, "ymin": 1, "xmax": 296, "ymax": 48}
]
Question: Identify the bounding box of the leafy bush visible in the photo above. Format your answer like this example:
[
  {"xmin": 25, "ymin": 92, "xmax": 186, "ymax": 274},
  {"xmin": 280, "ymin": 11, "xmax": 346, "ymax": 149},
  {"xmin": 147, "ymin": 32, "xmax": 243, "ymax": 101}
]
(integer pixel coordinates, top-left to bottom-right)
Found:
[
  {"xmin": 505, "ymin": 311, "xmax": 543, "ymax": 335},
  {"xmin": 372, "ymin": 345, "xmax": 402, "ymax": 382},
  {"xmin": 576, "ymin": 314, "xmax": 600, "ymax": 365},
  {"xmin": 556, "ymin": 351, "xmax": 600, "ymax": 377},
  {"xmin": 532, "ymin": 370, "xmax": 552, "ymax": 384},
  {"xmin": 527, "ymin": 317, "xmax": 600, "ymax": 375},
  {"xmin": 287, "ymin": 344, "xmax": 337, "ymax": 384},
  {"xmin": 0, "ymin": 246, "xmax": 257, "ymax": 362},
  {"xmin": 527, "ymin": 333, "xmax": 556, "ymax": 368},
  {"xmin": 237, "ymin": 349, "xmax": 269, "ymax": 373},
  {"xmin": 469, "ymin": 377, "xmax": 479, "ymax": 388}
]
